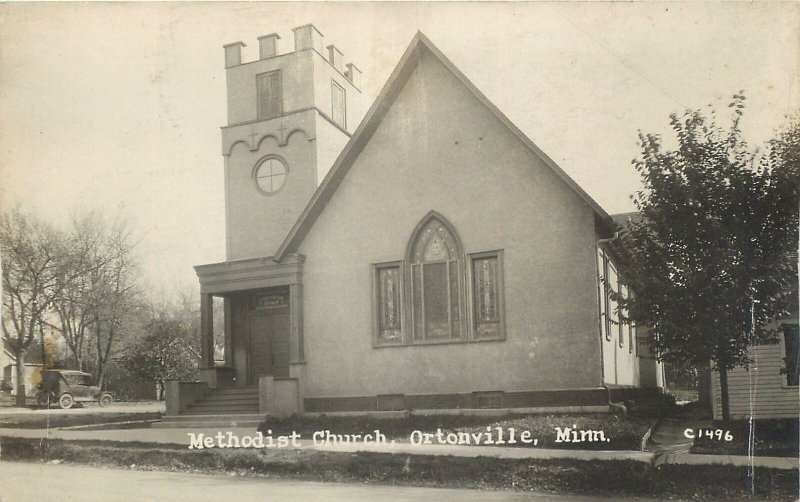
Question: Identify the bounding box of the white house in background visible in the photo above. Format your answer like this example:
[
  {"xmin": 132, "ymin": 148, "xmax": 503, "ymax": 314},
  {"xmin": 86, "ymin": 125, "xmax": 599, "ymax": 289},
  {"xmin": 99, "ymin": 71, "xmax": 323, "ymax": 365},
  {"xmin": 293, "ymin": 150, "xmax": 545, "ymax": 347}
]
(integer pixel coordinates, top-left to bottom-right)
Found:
[{"xmin": 708, "ymin": 305, "xmax": 799, "ymax": 420}]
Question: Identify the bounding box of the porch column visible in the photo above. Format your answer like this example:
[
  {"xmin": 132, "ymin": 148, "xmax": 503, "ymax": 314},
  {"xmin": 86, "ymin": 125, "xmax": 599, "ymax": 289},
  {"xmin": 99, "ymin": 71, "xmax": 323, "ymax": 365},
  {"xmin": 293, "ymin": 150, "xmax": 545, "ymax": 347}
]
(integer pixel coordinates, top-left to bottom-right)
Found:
[
  {"xmin": 200, "ymin": 293, "xmax": 214, "ymax": 368},
  {"xmin": 223, "ymin": 297, "xmax": 234, "ymax": 367},
  {"xmin": 289, "ymin": 283, "xmax": 304, "ymax": 363}
]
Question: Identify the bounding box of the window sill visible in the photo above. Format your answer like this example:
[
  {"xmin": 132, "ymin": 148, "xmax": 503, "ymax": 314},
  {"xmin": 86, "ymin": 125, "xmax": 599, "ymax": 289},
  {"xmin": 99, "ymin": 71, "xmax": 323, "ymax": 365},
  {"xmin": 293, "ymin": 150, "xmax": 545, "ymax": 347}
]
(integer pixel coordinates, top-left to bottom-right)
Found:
[{"xmin": 374, "ymin": 336, "xmax": 506, "ymax": 348}]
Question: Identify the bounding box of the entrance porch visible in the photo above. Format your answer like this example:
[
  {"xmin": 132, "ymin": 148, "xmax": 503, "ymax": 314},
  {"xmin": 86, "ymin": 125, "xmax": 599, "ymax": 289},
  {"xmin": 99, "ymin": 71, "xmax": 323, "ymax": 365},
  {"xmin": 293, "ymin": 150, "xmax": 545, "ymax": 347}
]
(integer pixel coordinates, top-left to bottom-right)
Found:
[{"xmin": 162, "ymin": 255, "xmax": 306, "ymax": 425}]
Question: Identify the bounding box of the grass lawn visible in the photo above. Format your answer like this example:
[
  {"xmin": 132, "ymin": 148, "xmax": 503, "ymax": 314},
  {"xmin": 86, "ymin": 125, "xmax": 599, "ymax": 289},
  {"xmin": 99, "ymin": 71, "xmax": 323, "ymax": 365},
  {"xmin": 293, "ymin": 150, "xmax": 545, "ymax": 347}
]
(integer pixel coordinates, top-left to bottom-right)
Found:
[
  {"xmin": 691, "ymin": 419, "xmax": 799, "ymax": 458},
  {"xmin": 1, "ymin": 436, "xmax": 796, "ymax": 500},
  {"xmin": 257, "ymin": 413, "xmax": 653, "ymax": 450}
]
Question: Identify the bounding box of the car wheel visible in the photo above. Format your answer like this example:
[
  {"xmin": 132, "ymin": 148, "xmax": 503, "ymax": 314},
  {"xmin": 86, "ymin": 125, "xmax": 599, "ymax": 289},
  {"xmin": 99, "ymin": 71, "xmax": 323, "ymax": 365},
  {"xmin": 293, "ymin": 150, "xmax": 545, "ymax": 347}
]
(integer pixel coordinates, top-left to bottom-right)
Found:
[
  {"xmin": 59, "ymin": 393, "xmax": 74, "ymax": 410},
  {"xmin": 99, "ymin": 393, "xmax": 113, "ymax": 407}
]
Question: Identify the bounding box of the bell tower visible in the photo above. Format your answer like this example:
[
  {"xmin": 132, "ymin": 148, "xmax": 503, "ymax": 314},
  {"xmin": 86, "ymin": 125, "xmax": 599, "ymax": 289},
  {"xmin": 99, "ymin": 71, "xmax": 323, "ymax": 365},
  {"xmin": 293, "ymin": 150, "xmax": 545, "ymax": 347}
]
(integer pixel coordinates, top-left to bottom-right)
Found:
[{"xmin": 221, "ymin": 24, "xmax": 365, "ymax": 260}]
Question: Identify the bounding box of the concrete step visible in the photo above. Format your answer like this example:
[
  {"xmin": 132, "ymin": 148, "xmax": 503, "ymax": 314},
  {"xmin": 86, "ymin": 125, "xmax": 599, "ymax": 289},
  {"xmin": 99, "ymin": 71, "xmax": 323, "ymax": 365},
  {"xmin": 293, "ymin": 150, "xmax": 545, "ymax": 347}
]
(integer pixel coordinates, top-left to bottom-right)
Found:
[
  {"xmin": 201, "ymin": 395, "xmax": 260, "ymax": 403},
  {"xmin": 185, "ymin": 404, "xmax": 260, "ymax": 410},
  {"xmin": 184, "ymin": 406, "xmax": 260, "ymax": 415},
  {"xmin": 193, "ymin": 400, "xmax": 260, "ymax": 408},
  {"xmin": 197, "ymin": 400, "xmax": 259, "ymax": 408},
  {"xmin": 645, "ymin": 443, "xmax": 692, "ymax": 454},
  {"xmin": 187, "ymin": 401, "xmax": 259, "ymax": 408},
  {"xmin": 207, "ymin": 387, "xmax": 259, "ymax": 396},
  {"xmin": 649, "ymin": 438, "xmax": 693, "ymax": 447}
]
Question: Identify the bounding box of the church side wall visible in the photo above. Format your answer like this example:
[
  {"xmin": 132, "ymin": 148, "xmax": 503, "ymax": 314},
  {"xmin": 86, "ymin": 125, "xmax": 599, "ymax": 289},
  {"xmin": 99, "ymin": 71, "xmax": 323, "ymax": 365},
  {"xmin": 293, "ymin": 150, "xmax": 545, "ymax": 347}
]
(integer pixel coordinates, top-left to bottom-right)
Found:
[{"xmin": 297, "ymin": 52, "xmax": 603, "ymax": 400}]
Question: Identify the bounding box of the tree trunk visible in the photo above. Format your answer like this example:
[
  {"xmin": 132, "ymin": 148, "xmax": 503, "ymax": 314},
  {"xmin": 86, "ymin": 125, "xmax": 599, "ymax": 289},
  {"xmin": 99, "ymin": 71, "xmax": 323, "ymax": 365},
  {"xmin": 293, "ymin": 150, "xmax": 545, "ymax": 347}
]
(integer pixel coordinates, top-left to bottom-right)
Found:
[
  {"xmin": 39, "ymin": 322, "xmax": 48, "ymax": 369},
  {"xmin": 719, "ymin": 366, "xmax": 731, "ymax": 423},
  {"xmin": 96, "ymin": 365, "xmax": 105, "ymax": 390},
  {"xmin": 95, "ymin": 318, "xmax": 104, "ymax": 388},
  {"xmin": 95, "ymin": 320, "xmax": 115, "ymax": 390},
  {"xmin": 14, "ymin": 348, "xmax": 27, "ymax": 407}
]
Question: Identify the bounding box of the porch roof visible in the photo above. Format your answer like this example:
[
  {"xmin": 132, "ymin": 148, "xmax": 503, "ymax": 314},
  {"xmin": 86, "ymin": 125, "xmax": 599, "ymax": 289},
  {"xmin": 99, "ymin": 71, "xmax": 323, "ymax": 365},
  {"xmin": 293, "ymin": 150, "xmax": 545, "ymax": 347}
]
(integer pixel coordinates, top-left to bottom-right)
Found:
[{"xmin": 194, "ymin": 254, "xmax": 304, "ymax": 295}]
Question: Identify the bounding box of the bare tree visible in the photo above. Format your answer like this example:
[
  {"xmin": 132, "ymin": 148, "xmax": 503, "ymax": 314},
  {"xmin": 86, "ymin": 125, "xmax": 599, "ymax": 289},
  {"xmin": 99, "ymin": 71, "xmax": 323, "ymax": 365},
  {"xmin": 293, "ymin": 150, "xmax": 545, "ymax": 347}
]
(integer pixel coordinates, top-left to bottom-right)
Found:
[
  {"xmin": 90, "ymin": 218, "xmax": 139, "ymax": 389},
  {"xmin": 46, "ymin": 213, "xmax": 140, "ymax": 387},
  {"xmin": 0, "ymin": 209, "xmax": 91, "ymax": 406}
]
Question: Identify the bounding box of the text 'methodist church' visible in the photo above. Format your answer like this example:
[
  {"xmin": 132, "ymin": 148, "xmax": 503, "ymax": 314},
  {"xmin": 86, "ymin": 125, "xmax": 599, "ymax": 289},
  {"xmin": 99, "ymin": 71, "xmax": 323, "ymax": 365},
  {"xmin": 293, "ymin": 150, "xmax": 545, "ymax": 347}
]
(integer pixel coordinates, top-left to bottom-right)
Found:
[{"xmin": 164, "ymin": 24, "xmax": 664, "ymax": 423}]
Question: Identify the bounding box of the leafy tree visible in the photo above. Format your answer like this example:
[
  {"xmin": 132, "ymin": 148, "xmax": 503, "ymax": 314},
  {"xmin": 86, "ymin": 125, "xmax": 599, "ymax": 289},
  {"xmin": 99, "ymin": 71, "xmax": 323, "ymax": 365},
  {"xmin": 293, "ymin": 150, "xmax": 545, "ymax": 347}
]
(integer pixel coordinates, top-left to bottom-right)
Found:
[
  {"xmin": 116, "ymin": 304, "xmax": 199, "ymax": 400},
  {"xmin": 611, "ymin": 97, "xmax": 799, "ymax": 422}
]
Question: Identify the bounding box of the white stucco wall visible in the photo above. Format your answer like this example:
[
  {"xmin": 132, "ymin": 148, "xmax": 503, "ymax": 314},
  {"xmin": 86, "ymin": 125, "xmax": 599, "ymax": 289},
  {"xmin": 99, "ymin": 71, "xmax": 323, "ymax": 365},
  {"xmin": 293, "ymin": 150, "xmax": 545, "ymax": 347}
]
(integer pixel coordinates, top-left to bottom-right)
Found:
[{"xmin": 297, "ymin": 50, "xmax": 604, "ymax": 398}]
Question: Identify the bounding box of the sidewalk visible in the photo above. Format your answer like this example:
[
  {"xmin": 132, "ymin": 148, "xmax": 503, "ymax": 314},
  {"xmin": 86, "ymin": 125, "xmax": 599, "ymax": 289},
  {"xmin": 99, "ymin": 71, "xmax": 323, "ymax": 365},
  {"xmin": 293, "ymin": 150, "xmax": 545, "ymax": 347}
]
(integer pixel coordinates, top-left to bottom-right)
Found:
[
  {"xmin": 645, "ymin": 417, "xmax": 700, "ymax": 454},
  {"xmin": 1, "ymin": 424, "xmax": 796, "ymax": 470},
  {"xmin": 0, "ymin": 402, "xmax": 165, "ymax": 415},
  {"xmin": 642, "ymin": 403, "xmax": 799, "ymax": 470}
]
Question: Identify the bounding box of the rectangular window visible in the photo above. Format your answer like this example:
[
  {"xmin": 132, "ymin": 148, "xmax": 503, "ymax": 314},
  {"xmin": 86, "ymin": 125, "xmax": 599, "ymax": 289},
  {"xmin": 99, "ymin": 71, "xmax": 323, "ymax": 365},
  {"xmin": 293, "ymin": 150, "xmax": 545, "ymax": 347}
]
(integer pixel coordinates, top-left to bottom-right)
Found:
[
  {"xmin": 257, "ymin": 70, "xmax": 283, "ymax": 120},
  {"xmin": 782, "ymin": 324, "xmax": 799, "ymax": 387},
  {"xmin": 470, "ymin": 251, "xmax": 504, "ymax": 340},
  {"xmin": 629, "ymin": 323, "xmax": 636, "ymax": 354},
  {"xmin": 618, "ymin": 282, "xmax": 628, "ymax": 348},
  {"xmin": 597, "ymin": 248, "xmax": 607, "ymax": 340},
  {"xmin": 375, "ymin": 262, "xmax": 403, "ymax": 345},
  {"xmin": 606, "ymin": 261, "xmax": 619, "ymax": 343},
  {"xmin": 331, "ymin": 80, "xmax": 346, "ymax": 127},
  {"xmin": 627, "ymin": 290, "xmax": 635, "ymax": 353}
]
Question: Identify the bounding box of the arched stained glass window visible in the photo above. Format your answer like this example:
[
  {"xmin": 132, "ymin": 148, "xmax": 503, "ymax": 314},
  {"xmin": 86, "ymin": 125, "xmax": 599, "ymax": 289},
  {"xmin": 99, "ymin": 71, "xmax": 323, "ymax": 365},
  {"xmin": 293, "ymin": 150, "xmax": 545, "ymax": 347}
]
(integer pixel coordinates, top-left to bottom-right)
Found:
[
  {"xmin": 408, "ymin": 215, "xmax": 463, "ymax": 340},
  {"xmin": 373, "ymin": 211, "xmax": 505, "ymax": 346}
]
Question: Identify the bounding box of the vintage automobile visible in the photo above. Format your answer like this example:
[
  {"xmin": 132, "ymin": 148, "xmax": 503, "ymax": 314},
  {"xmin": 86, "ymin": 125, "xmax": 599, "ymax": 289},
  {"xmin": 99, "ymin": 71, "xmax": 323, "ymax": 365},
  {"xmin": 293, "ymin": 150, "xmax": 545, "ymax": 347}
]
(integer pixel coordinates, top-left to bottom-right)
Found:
[{"xmin": 35, "ymin": 370, "xmax": 113, "ymax": 409}]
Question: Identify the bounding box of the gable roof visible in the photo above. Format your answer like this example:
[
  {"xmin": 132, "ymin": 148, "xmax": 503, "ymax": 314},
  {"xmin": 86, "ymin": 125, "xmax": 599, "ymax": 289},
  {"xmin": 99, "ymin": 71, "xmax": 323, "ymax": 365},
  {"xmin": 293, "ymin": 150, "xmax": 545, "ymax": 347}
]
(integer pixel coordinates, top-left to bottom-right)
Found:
[{"xmin": 274, "ymin": 31, "xmax": 611, "ymax": 261}]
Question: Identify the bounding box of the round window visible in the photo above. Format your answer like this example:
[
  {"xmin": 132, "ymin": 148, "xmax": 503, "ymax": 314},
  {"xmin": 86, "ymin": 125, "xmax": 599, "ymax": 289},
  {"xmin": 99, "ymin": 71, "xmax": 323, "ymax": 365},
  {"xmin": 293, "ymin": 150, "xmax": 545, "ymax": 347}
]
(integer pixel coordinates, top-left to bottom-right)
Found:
[{"xmin": 254, "ymin": 157, "xmax": 288, "ymax": 194}]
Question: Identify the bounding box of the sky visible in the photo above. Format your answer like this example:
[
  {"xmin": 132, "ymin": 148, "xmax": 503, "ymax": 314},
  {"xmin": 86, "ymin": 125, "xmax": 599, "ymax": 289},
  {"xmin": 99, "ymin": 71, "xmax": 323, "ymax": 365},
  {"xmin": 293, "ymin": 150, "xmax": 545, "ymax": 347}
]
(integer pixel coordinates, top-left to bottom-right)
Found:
[{"xmin": 1, "ymin": 2, "xmax": 798, "ymax": 297}]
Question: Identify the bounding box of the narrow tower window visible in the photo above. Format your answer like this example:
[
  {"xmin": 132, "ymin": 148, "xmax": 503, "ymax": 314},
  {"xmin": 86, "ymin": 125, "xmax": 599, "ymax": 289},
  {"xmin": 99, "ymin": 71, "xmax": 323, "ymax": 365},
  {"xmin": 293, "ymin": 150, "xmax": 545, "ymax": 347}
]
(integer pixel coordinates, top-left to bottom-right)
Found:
[
  {"xmin": 257, "ymin": 70, "xmax": 283, "ymax": 120},
  {"xmin": 331, "ymin": 80, "xmax": 346, "ymax": 127}
]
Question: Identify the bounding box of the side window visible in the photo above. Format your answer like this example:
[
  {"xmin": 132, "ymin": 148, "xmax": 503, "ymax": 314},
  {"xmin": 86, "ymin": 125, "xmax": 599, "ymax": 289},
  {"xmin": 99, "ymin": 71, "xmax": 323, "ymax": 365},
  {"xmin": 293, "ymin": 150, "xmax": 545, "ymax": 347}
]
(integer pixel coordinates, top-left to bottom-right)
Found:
[
  {"xmin": 606, "ymin": 261, "xmax": 619, "ymax": 343},
  {"xmin": 597, "ymin": 248, "xmax": 607, "ymax": 340},
  {"xmin": 375, "ymin": 262, "xmax": 403, "ymax": 345},
  {"xmin": 618, "ymin": 282, "xmax": 627, "ymax": 348},
  {"xmin": 782, "ymin": 324, "xmax": 799, "ymax": 387},
  {"xmin": 471, "ymin": 252, "xmax": 503, "ymax": 339},
  {"xmin": 331, "ymin": 80, "xmax": 346, "ymax": 127}
]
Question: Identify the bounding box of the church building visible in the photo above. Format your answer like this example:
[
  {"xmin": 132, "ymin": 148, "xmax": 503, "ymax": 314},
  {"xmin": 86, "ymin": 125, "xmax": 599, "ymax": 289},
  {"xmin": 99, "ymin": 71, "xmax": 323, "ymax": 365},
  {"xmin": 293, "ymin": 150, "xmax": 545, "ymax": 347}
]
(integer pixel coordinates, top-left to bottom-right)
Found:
[{"xmin": 163, "ymin": 25, "xmax": 663, "ymax": 425}]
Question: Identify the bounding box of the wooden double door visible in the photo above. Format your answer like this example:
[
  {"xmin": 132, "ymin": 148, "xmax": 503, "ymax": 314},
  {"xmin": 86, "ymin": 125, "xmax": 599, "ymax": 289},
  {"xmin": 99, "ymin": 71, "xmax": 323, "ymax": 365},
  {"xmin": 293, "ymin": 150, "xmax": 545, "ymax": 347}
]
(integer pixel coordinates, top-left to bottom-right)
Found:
[{"xmin": 248, "ymin": 306, "xmax": 290, "ymax": 383}]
